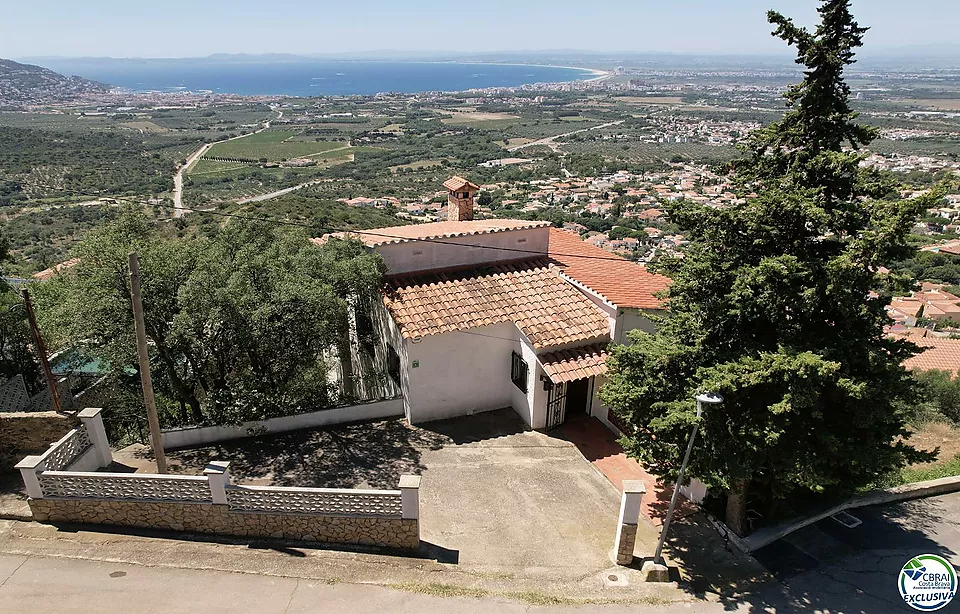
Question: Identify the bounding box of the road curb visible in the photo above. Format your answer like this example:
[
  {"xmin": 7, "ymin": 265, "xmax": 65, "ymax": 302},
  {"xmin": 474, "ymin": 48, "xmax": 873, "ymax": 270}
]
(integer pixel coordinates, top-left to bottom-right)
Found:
[{"xmin": 709, "ymin": 475, "xmax": 960, "ymax": 553}]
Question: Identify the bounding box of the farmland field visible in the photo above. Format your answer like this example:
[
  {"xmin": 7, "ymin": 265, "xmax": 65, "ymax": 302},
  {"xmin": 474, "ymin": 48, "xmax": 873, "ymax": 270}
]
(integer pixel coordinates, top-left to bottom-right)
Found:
[
  {"xmin": 892, "ymin": 98, "xmax": 960, "ymax": 111},
  {"xmin": 204, "ymin": 131, "xmax": 345, "ymax": 161}
]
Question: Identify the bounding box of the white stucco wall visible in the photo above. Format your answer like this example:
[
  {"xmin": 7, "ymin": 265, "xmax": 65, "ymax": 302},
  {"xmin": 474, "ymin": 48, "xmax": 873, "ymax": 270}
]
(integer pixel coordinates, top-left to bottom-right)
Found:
[
  {"xmin": 614, "ymin": 308, "xmax": 662, "ymax": 344},
  {"xmin": 510, "ymin": 334, "xmax": 549, "ymax": 429},
  {"xmin": 374, "ymin": 226, "xmax": 549, "ymax": 276},
  {"xmin": 590, "ymin": 375, "xmax": 618, "ymax": 433},
  {"xmin": 404, "ymin": 323, "xmax": 521, "ymax": 424},
  {"xmin": 160, "ymin": 399, "xmax": 405, "ymax": 449}
]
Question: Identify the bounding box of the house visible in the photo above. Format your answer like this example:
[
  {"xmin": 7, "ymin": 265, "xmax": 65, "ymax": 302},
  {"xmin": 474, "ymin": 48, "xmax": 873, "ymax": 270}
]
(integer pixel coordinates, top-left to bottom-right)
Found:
[
  {"xmin": 889, "ymin": 283, "xmax": 960, "ymax": 325},
  {"xmin": 315, "ymin": 178, "xmax": 671, "ymax": 433},
  {"xmin": 32, "ymin": 258, "xmax": 81, "ymax": 281},
  {"xmin": 900, "ymin": 330, "xmax": 960, "ymax": 376}
]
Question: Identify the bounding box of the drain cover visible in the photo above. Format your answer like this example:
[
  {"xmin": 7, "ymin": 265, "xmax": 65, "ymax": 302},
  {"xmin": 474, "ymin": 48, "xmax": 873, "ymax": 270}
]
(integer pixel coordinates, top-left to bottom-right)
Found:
[{"xmin": 830, "ymin": 510, "xmax": 862, "ymax": 528}]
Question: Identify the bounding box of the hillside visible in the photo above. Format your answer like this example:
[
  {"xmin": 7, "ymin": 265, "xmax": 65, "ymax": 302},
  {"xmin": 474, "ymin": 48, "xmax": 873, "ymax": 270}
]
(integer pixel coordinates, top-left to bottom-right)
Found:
[{"xmin": 0, "ymin": 59, "xmax": 109, "ymax": 106}]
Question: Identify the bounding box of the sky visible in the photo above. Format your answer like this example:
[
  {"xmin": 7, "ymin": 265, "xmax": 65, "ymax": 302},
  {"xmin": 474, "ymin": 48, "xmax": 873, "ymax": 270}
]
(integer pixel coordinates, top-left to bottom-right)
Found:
[{"xmin": 3, "ymin": 0, "xmax": 957, "ymax": 59}]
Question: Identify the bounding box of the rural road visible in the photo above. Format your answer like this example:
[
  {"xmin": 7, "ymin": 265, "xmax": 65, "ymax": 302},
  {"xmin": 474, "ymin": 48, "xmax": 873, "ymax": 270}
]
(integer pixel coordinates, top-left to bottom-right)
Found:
[
  {"xmin": 235, "ymin": 179, "xmax": 325, "ymax": 204},
  {"xmin": 507, "ymin": 120, "xmax": 625, "ymax": 153},
  {"xmin": 171, "ymin": 108, "xmax": 282, "ymax": 217},
  {"xmin": 171, "ymin": 142, "xmax": 212, "ymax": 217}
]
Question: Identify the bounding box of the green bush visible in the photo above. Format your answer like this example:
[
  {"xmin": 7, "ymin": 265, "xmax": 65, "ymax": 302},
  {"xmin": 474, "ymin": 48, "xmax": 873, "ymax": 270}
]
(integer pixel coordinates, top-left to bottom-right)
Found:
[{"xmin": 914, "ymin": 369, "xmax": 960, "ymax": 424}]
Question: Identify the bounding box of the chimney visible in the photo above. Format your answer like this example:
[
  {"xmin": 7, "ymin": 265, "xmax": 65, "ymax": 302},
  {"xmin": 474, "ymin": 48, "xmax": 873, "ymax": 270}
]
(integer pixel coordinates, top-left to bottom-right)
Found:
[{"xmin": 443, "ymin": 176, "xmax": 479, "ymax": 222}]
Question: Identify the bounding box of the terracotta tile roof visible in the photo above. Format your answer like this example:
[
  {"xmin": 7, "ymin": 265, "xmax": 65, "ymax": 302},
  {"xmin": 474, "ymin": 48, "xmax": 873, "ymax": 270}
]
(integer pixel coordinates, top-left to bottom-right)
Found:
[
  {"xmin": 314, "ymin": 219, "xmax": 551, "ymax": 248},
  {"xmin": 32, "ymin": 258, "xmax": 81, "ymax": 281},
  {"xmin": 442, "ymin": 176, "xmax": 480, "ymax": 192},
  {"xmin": 384, "ymin": 259, "xmax": 610, "ymax": 350},
  {"xmin": 922, "ymin": 240, "xmax": 960, "ymax": 256},
  {"xmin": 540, "ymin": 344, "xmax": 608, "ymax": 383},
  {"xmin": 904, "ymin": 335, "xmax": 960, "ymax": 375},
  {"xmin": 547, "ymin": 228, "xmax": 671, "ymax": 310}
]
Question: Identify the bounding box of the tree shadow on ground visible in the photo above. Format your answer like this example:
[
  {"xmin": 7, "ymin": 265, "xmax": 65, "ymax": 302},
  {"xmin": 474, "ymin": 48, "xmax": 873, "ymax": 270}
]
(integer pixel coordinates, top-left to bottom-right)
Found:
[
  {"xmin": 127, "ymin": 409, "xmax": 530, "ymax": 489},
  {"xmin": 130, "ymin": 417, "xmax": 450, "ymax": 489},
  {"xmin": 663, "ymin": 496, "xmax": 959, "ymax": 613},
  {"xmin": 0, "ymin": 470, "xmax": 25, "ymax": 499},
  {"xmin": 415, "ymin": 408, "xmax": 530, "ymax": 445}
]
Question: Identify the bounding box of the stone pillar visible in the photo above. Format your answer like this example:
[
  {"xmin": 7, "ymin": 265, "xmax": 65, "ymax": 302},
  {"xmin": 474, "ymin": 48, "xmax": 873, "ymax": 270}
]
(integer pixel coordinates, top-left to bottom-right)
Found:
[
  {"xmin": 399, "ymin": 474, "xmax": 421, "ymax": 549},
  {"xmin": 77, "ymin": 407, "xmax": 112, "ymax": 468},
  {"xmin": 612, "ymin": 480, "xmax": 645, "ymax": 566},
  {"xmin": 15, "ymin": 455, "xmax": 44, "ymax": 499},
  {"xmin": 399, "ymin": 474, "xmax": 420, "ymax": 519},
  {"xmin": 204, "ymin": 461, "xmax": 231, "ymax": 505}
]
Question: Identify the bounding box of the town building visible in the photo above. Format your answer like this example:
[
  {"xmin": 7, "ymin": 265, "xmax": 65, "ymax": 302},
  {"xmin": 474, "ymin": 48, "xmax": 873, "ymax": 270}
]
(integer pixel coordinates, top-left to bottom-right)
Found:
[{"xmin": 316, "ymin": 178, "xmax": 670, "ymax": 433}]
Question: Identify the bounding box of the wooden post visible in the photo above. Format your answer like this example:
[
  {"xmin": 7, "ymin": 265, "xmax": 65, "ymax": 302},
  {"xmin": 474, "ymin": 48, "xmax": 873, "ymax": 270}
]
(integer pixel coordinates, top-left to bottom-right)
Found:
[
  {"xmin": 128, "ymin": 252, "xmax": 168, "ymax": 474},
  {"xmin": 21, "ymin": 288, "xmax": 61, "ymax": 412}
]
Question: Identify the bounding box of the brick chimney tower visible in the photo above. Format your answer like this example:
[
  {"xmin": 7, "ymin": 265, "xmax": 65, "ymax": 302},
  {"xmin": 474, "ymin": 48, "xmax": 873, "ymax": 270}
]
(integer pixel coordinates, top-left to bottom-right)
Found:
[{"xmin": 443, "ymin": 176, "xmax": 480, "ymax": 221}]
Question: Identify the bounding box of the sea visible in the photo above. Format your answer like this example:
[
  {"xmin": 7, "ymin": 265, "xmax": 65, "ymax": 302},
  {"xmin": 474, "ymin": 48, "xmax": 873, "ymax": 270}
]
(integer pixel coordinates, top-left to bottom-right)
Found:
[{"xmin": 31, "ymin": 58, "xmax": 596, "ymax": 96}]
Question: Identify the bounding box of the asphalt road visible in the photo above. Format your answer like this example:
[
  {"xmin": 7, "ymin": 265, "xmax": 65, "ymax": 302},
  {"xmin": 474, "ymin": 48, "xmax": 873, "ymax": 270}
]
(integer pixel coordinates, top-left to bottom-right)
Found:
[
  {"xmin": 746, "ymin": 491, "xmax": 960, "ymax": 613},
  {"xmin": 3, "ymin": 492, "xmax": 959, "ymax": 613}
]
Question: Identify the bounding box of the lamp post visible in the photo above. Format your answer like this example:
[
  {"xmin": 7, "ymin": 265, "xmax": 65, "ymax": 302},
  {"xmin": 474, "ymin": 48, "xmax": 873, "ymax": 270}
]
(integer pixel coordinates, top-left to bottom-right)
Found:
[{"xmin": 654, "ymin": 391, "xmax": 723, "ymax": 565}]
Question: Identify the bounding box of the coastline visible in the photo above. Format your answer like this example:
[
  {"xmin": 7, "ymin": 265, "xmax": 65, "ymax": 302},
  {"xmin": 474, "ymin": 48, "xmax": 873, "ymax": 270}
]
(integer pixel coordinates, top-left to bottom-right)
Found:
[
  {"xmin": 439, "ymin": 60, "xmax": 608, "ymax": 78},
  {"xmin": 71, "ymin": 59, "xmax": 609, "ymax": 98}
]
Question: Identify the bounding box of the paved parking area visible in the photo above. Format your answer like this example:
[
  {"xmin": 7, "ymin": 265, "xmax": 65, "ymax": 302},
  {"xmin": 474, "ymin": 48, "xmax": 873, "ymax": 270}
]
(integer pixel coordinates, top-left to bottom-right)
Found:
[{"xmin": 116, "ymin": 408, "xmax": 656, "ymax": 579}]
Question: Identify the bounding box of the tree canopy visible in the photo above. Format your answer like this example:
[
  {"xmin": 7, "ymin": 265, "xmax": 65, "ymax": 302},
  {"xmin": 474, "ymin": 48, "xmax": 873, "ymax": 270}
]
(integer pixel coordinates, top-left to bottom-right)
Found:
[
  {"xmin": 35, "ymin": 211, "xmax": 385, "ymax": 428},
  {"xmin": 600, "ymin": 0, "xmax": 942, "ymax": 534},
  {"xmin": 0, "ymin": 231, "xmax": 42, "ymax": 394}
]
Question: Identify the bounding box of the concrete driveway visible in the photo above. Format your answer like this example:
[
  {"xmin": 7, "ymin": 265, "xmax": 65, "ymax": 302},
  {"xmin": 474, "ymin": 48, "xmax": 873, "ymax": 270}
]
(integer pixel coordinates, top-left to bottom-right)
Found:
[{"xmin": 415, "ymin": 409, "xmax": 651, "ymax": 577}]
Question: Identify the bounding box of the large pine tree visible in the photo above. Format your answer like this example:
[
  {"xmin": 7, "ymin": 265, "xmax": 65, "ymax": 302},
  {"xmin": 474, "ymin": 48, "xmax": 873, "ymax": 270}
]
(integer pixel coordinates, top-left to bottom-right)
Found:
[{"xmin": 600, "ymin": 0, "xmax": 940, "ymax": 534}]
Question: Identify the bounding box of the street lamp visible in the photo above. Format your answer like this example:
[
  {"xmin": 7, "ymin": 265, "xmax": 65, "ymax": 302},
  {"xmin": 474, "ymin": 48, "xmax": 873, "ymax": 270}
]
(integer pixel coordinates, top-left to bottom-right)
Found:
[{"xmin": 653, "ymin": 391, "xmax": 724, "ymax": 566}]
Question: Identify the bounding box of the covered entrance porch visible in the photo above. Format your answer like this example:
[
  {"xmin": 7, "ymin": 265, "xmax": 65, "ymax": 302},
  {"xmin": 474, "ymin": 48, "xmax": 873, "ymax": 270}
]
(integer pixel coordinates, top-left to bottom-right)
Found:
[{"xmin": 537, "ymin": 343, "xmax": 608, "ymax": 430}]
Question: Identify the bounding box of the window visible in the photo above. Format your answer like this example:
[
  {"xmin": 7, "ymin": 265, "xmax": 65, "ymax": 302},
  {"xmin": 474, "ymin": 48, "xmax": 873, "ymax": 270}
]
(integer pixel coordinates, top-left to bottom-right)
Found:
[
  {"xmin": 387, "ymin": 344, "xmax": 401, "ymax": 385},
  {"xmin": 511, "ymin": 351, "xmax": 528, "ymax": 393}
]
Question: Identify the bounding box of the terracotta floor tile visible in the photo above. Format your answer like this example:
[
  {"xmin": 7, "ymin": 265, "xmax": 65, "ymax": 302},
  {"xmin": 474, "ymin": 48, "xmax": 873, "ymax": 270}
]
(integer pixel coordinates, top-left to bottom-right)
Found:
[{"xmin": 558, "ymin": 415, "xmax": 697, "ymax": 526}]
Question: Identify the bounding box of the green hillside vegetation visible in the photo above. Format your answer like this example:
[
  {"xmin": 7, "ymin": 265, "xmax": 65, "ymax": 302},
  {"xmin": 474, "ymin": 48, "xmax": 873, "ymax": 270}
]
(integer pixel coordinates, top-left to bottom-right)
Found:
[
  {"xmin": 2, "ymin": 205, "xmax": 122, "ymax": 274},
  {"xmin": 0, "ymin": 126, "xmax": 173, "ymax": 204},
  {"xmin": 220, "ymin": 192, "xmax": 409, "ymax": 234}
]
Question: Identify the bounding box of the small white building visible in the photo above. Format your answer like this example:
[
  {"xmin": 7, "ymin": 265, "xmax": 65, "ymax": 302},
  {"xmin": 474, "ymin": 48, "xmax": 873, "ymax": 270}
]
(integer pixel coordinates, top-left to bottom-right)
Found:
[{"xmin": 315, "ymin": 177, "xmax": 671, "ymax": 433}]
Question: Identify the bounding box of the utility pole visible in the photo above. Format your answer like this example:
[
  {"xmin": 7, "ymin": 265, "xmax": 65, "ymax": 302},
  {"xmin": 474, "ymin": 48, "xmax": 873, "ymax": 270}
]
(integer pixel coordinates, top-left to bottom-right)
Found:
[
  {"xmin": 128, "ymin": 252, "xmax": 168, "ymax": 474},
  {"xmin": 21, "ymin": 288, "xmax": 61, "ymax": 413}
]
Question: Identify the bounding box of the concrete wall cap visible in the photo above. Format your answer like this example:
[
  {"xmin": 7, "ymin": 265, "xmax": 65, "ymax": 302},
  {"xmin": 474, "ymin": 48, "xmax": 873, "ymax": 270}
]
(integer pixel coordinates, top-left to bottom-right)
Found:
[
  {"xmin": 76, "ymin": 407, "xmax": 103, "ymax": 419},
  {"xmin": 622, "ymin": 480, "xmax": 646, "ymax": 494},
  {"xmin": 398, "ymin": 475, "xmax": 421, "ymax": 489},
  {"xmin": 15, "ymin": 455, "xmax": 44, "ymax": 470},
  {"xmin": 203, "ymin": 461, "xmax": 231, "ymax": 474}
]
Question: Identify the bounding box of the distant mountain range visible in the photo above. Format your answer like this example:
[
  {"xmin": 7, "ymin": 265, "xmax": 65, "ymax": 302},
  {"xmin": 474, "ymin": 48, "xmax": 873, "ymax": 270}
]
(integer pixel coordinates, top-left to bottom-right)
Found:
[{"xmin": 0, "ymin": 58, "xmax": 109, "ymax": 106}]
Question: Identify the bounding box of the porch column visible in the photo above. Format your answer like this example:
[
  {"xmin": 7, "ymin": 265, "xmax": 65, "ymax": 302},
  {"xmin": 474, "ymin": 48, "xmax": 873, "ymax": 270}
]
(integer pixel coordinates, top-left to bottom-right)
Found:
[{"xmin": 612, "ymin": 480, "xmax": 645, "ymax": 565}]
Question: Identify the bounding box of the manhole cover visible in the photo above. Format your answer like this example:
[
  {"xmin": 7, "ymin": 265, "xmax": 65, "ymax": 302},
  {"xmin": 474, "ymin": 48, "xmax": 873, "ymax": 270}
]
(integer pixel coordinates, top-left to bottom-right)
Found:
[{"xmin": 608, "ymin": 574, "xmax": 619, "ymax": 581}]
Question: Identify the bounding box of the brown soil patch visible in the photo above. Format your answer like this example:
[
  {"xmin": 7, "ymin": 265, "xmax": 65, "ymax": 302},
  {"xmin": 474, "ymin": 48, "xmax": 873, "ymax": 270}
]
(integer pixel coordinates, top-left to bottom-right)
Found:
[{"xmin": 909, "ymin": 421, "xmax": 960, "ymax": 465}]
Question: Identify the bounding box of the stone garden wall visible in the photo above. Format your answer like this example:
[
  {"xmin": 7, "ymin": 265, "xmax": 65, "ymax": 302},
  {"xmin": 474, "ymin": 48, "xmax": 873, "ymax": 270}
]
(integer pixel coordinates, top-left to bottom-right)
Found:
[
  {"xmin": 17, "ymin": 408, "xmax": 422, "ymax": 552},
  {"xmin": 29, "ymin": 498, "xmax": 419, "ymax": 549}
]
